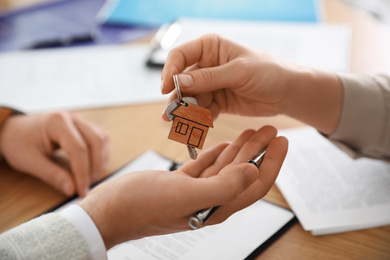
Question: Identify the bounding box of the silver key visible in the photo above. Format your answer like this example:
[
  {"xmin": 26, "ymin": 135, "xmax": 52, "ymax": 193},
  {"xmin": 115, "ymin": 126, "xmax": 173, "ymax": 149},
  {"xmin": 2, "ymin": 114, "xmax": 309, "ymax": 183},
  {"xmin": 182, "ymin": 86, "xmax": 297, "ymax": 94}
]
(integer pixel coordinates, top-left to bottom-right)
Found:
[
  {"xmin": 165, "ymin": 98, "xmax": 198, "ymax": 160},
  {"xmin": 165, "ymin": 97, "xmax": 198, "ymax": 121},
  {"xmin": 187, "ymin": 145, "xmax": 198, "ymax": 160},
  {"xmin": 165, "ymin": 75, "xmax": 198, "ymax": 160}
]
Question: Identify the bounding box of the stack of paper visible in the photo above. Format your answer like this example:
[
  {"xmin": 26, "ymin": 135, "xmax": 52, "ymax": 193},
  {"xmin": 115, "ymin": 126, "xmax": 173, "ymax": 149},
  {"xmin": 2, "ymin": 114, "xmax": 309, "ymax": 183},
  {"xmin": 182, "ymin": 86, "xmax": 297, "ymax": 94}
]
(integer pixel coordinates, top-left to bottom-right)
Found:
[{"xmin": 276, "ymin": 127, "xmax": 390, "ymax": 235}]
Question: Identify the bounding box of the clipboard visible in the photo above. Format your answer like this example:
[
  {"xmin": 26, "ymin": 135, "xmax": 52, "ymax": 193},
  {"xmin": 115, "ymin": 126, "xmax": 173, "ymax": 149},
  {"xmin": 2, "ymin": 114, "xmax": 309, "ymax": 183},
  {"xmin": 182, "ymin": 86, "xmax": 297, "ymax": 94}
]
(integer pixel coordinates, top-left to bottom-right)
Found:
[{"xmin": 48, "ymin": 150, "xmax": 296, "ymax": 259}]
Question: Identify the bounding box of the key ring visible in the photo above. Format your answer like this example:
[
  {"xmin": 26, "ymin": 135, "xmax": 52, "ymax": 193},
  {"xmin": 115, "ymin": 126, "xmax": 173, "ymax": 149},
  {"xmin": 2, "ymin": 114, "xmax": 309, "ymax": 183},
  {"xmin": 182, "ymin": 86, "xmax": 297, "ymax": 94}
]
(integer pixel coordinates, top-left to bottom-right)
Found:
[{"xmin": 173, "ymin": 75, "xmax": 185, "ymax": 105}]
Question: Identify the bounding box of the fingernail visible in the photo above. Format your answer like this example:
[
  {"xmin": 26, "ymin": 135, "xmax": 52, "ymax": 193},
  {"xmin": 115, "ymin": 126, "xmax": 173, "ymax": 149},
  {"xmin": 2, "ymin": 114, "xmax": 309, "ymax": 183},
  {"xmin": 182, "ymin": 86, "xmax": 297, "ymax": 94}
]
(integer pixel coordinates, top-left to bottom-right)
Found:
[
  {"xmin": 177, "ymin": 74, "xmax": 194, "ymax": 88},
  {"xmin": 61, "ymin": 181, "xmax": 72, "ymax": 196},
  {"xmin": 160, "ymin": 79, "xmax": 164, "ymax": 93}
]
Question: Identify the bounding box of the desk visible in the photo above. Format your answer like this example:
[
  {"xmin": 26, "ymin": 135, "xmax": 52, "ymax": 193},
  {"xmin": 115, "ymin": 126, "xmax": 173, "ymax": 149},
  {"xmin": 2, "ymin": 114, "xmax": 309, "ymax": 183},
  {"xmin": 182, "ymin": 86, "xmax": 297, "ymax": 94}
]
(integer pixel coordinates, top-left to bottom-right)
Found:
[{"xmin": 1, "ymin": 0, "xmax": 390, "ymax": 259}]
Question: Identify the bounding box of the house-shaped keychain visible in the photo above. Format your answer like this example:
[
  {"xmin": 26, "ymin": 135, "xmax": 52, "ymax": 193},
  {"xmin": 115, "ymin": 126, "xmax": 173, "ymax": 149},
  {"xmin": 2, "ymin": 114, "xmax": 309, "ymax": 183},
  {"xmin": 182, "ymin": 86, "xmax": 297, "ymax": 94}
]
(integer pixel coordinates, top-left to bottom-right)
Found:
[{"xmin": 168, "ymin": 103, "xmax": 213, "ymax": 150}]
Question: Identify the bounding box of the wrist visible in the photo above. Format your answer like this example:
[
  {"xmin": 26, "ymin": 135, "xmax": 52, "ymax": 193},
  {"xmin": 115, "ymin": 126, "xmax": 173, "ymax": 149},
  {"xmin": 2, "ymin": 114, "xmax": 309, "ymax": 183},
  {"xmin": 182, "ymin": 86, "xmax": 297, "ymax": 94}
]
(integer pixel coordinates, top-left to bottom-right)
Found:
[
  {"xmin": 0, "ymin": 107, "xmax": 23, "ymax": 160},
  {"xmin": 281, "ymin": 67, "xmax": 343, "ymax": 135},
  {"xmin": 79, "ymin": 198, "xmax": 114, "ymax": 250},
  {"xmin": 0, "ymin": 108, "xmax": 12, "ymax": 157},
  {"xmin": 79, "ymin": 183, "xmax": 124, "ymax": 250}
]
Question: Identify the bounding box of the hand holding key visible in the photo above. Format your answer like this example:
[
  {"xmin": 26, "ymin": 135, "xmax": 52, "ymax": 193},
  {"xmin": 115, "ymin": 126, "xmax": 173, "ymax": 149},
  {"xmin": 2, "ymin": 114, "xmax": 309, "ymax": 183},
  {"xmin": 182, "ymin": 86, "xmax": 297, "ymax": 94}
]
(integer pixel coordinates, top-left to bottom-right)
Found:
[
  {"xmin": 161, "ymin": 34, "xmax": 343, "ymax": 135},
  {"xmin": 166, "ymin": 75, "xmax": 213, "ymax": 159}
]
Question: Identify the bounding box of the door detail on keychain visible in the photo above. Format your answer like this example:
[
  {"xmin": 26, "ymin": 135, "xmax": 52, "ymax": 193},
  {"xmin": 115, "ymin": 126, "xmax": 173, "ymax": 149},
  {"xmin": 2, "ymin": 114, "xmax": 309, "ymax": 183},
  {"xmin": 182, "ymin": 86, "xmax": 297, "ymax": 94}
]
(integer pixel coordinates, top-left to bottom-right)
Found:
[{"xmin": 169, "ymin": 103, "xmax": 212, "ymax": 148}]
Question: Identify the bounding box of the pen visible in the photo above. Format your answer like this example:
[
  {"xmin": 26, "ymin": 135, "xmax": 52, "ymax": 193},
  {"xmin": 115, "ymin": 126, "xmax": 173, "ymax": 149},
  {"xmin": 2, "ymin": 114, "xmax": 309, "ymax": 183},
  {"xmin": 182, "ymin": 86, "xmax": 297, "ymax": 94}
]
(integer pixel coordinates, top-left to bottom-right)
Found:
[
  {"xmin": 188, "ymin": 149, "xmax": 267, "ymax": 230},
  {"xmin": 27, "ymin": 31, "xmax": 98, "ymax": 49}
]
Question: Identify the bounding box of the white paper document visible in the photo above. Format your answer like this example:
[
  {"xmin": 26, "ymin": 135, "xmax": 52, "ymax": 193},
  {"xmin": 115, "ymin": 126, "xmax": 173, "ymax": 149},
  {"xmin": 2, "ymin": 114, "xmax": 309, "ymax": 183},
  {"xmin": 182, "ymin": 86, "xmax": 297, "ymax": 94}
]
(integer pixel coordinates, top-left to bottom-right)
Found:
[
  {"xmin": 53, "ymin": 150, "xmax": 295, "ymax": 259},
  {"xmin": 0, "ymin": 45, "xmax": 165, "ymax": 113},
  {"xmin": 108, "ymin": 199, "xmax": 293, "ymax": 260},
  {"xmin": 276, "ymin": 127, "xmax": 390, "ymax": 235},
  {"xmin": 148, "ymin": 18, "xmax": 351, "ymax": 72}
]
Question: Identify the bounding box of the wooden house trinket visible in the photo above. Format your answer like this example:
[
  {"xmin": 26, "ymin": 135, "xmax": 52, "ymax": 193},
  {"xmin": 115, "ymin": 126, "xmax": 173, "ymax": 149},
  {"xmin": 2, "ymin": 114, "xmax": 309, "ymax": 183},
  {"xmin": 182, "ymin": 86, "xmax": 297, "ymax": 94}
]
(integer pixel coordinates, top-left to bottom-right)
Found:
[{"xmin": 168, "ymin": 103, "xmax": 213, "ymax": 150}]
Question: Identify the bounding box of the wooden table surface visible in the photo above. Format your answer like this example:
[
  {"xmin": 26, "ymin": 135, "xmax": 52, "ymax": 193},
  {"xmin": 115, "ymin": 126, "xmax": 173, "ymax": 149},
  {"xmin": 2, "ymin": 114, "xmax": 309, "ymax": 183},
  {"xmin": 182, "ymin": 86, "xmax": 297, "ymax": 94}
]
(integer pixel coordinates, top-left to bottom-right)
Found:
[{"xmin": 1, "ymin": 0, "xmax": 389, "ymax": 259}]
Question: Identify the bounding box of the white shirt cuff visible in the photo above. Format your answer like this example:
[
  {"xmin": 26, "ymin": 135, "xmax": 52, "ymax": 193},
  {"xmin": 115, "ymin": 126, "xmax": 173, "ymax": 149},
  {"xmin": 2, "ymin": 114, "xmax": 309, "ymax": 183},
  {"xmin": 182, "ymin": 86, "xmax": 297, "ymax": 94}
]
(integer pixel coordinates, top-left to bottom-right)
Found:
[{"xmin": 60, "ymin": 205, "xmax": 107, "ymax": 260}]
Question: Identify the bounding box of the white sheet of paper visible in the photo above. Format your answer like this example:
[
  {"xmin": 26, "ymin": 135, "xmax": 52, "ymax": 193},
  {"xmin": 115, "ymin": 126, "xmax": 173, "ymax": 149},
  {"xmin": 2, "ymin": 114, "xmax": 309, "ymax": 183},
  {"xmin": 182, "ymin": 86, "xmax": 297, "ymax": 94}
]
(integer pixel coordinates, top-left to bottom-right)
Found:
[
  {"xmin": 150, "ymin": 18, "xmax": 351, "ymax": 72},
  {"xmin": 0, "ymin": 45, "xmax": 165, "ymax": 113},
  {"xmin": 53, "ymin": 150, "xmax": 295, "ymax": 259},
  {"xmin": 276, "ymin": 127, "xmax": 390, "ymax": 235},
  {"xmin": 108, "ymin": 200, "xmax": 293, "ymax": 260}
]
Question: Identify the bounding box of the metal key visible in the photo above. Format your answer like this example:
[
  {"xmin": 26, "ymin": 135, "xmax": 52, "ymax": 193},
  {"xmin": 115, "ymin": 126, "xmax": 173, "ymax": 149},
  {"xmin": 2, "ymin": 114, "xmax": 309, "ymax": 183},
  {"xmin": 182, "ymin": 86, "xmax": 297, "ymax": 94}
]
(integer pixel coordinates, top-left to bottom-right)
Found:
[
  {"xmin": 165, "ymin": 97, "xmax": 198, "ymax": 159},
  {"xmin": 165, "ymin": 97, "xmax": 198, "ymax": 121},
  {"xmin": 165, "ymin": 75, "xmax": 199, "ymax": 160},
  {"xmin": 186, "ymin": 145, "xmax": 198, "ymax": 160}
]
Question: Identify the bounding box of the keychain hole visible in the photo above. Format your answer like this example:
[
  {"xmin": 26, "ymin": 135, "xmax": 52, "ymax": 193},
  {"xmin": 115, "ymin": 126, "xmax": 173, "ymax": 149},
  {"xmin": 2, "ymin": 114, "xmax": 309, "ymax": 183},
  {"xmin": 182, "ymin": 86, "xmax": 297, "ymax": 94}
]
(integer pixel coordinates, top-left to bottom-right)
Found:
[{"xmin": 178, "ymin": 100, "xmax": 188, "ymax": 107}]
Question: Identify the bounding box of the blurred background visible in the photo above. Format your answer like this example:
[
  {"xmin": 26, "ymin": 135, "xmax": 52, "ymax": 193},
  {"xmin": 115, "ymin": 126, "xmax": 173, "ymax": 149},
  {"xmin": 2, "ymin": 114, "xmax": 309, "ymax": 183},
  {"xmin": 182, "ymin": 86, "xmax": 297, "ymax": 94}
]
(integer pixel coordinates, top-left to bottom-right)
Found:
[{"xmin": 0, "ymin": 0, "xmax": 389, "ymax": 113}]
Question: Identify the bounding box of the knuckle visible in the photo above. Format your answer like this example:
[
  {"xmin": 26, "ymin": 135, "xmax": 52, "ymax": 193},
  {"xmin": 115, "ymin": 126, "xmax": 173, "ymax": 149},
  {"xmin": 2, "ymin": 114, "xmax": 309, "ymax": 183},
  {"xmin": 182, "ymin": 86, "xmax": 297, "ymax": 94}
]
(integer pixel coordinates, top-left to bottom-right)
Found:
[
  {"xmin": 100, "ymin": 131, "xmax": 110, "ymax": 143},
  {"xmin": 248, "ymin": 135, "xmax": 266, "ymax": 147},
  {"xmin": 93, "ymin": 129, "xmax": 110, "ymax": 149},
  {"xmin": 262, "ymin": 125, "xmax": 277, "ymax": 133},
  {"xmin": 242, "ymin": 128, "xmax": 256, "ymax": 136},
  {"xmin": 48, "ymin": 111, "xmax": 70, "ymax": 124},
  {"xmin": 199, "ymin": 68, "xmax": 214, "ymax": 83},
  {"xmin": 232, "ymin": 57, "xmax": 254, "ymax": 74},
  {"xmin": 199, "ymin": 34, "xmax": 222, "ymax": 66},
  {"xmin": 44, "ymin": 112, "xmax": 73, "ymax": 138},
  {"xmin": 200, "ymin": 33, "xmax": 223, "ymax": 44},
  {"xmin": 73, "ymin": 142, "xmax": 88, "ymax": 155},
  {"xmin": 232, "ymin": 57, "xmax": 249, "ymax": 67}
]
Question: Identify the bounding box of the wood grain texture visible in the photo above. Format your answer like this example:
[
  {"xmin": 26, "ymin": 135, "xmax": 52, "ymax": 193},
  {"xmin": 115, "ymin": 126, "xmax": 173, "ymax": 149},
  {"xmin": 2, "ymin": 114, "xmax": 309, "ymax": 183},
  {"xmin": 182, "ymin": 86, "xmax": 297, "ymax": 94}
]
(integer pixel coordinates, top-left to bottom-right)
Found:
[{"xmin": 168, "ymin": 103, "xmax": 213, "ymax": 149}]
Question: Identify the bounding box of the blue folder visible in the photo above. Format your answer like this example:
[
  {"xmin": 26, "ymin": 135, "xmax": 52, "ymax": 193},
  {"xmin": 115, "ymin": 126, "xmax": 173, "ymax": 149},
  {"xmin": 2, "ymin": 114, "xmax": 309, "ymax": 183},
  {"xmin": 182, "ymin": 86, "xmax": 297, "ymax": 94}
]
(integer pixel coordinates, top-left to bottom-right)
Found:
[
  {"xmin": 0, "ymin": 0, "xmax": 155, "ymax": 52},
  {"xmin": 100, "ymin": 0, "xmax": 320, "ymax": 27}
]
